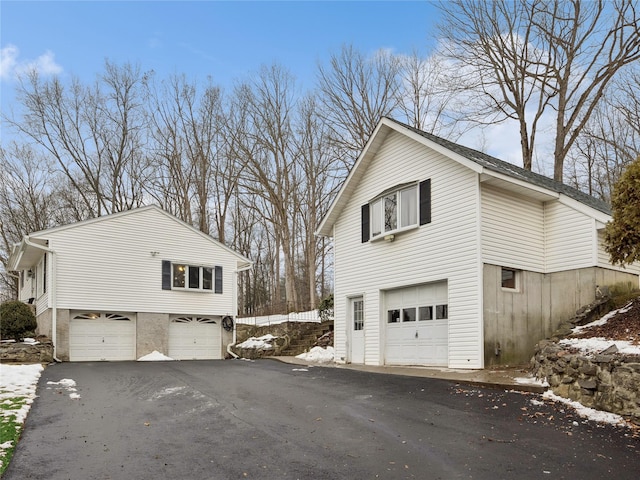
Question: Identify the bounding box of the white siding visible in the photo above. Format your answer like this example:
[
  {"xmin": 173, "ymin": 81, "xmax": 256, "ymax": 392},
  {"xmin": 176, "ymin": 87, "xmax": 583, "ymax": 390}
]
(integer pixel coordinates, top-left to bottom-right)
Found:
[
  {"xmin": 481, "ymin": 184, "xmax": 545, "ymax": 271},
  {"xmin": 597, "ymin": 230, "xmax": 640, "ymax": 275},
  {"xmin": 544, "ymin": 202, "xmax": 595, "ymax": 272},
  {"xmin": 333, "ymin": 131, "xmax": 483, "ymax": 369},
  {"xmin": 45, "ymin": 208, "xmax": 238, "ymax": 316}
]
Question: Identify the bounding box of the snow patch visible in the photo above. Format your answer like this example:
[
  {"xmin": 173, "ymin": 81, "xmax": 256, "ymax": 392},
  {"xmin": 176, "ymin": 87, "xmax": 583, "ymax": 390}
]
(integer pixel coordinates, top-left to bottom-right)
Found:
[
  {"xmin": 295, "ymin": 346, "xmax": 334, "ymax": 363},
  {"xmin": 514, "ymin": 376, "xmax": 549, "ymax": 387},
  {"xmin": 236, "ymin": 334, "xmax": 277, "ymax": 349},
  {"xmin": 558, "ymin": 337, "xmax": 640, "ymax": 355},
  {"xmin": 542, "ymin": 390, "xmax": 628, "ymax": 426},
  {"xmin": 137, "ymin": 351, "xmax": 174, "ymax": 361}
]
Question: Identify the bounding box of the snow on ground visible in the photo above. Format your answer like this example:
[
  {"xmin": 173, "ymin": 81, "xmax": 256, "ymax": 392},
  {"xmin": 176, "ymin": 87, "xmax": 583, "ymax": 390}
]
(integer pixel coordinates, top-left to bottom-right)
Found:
[
  {"xmin": 558, "ymin": 302, "xmax": 640, "ymax": 356},
  {"xmin": 514, "ymin": 376, "xmax": 550, "ymax": 387},
  {"xmin": 138, "ymin": 351, "xmax": 174, "ymax": 361},
  {"xmin": 0, "ymin": 364, "xmax": 44, "ymax": 423},
  {"xmin": 542, "ymin": 390, "xmax": 628, "ymax": 427},
  {"xmin": 0, "ymin": 364, "xmax": 44, "ymax": 465},
  {"xmin": 296, "ymin": 346, "xmax": 335, "ymax": 363},
  {"xmin": 46, "ymin": 378, "xmax": 80, "ymax": 399},
  {"xmin": 236, "ymin": 334, "xmax": 277, "ymax": 349}
]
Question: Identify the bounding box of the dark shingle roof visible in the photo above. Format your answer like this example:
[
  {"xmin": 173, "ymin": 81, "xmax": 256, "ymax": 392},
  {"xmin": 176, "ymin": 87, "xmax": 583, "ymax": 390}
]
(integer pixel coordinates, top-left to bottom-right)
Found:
[{"xmin": 385, "ymin": 117, "xmax": 611, "ymax": 215}]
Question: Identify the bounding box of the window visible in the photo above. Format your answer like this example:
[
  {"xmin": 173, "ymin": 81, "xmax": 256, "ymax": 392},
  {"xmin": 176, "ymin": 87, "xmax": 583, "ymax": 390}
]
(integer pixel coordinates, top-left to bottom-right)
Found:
[
  {"xmin": 353, "ymin": 299, "xmax": 364, "ymax": 331},
  {"xmin": 387, "ymin": 309, "xmax": 400, "ymax": 323},
  {"xmin": 436, "ymin": 304, "xmax": 448, "ymax": 319},
  {"xmin": 162, "ymin": 261, "xmax": 222, "ymax": 293},
  {"xmin": 419, "ymin": 306, "xmax": 433, "ymax": 321},
  {"xmin": 403, "ymin": 307, "xmax": 416, "ymax": 322},
  {"xmin": 501, "ymin": 268, "xmax": 519, "ymax": 290},
  {"xmin": 362, "ymin": 179, "xmax": 431, "ymax": 242}
]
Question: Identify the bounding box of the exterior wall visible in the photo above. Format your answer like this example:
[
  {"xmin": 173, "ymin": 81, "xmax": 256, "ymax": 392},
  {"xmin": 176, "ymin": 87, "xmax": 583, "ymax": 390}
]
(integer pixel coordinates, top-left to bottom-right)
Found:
[
  {"xmin": 55, "ymin": 309, "xmax": 71, "ymax": 361},
  {"xmin": 43, "ymin": 208, "xmax": 238, "ymax": 317},
  {"xmin": 333, "ymin": 130, "xmax": 483, "ymax": 368},
  {"xmin": 481, "ymin": 184, "xmax": 545, "ymax": 272},
  {"xmin": 483, "ymin": 264, "xmax": 640, "ymax": 367},
  {"xmin": 544, "ymin": 202, "xmax": 595, "ymax": 272},
  {"xmin": 35, "ymin": 309, "xmax": 52, "ymax": 338},
  {"xmin": 137, "ymin": 312, "xmax": 169, "ymax": 358}
]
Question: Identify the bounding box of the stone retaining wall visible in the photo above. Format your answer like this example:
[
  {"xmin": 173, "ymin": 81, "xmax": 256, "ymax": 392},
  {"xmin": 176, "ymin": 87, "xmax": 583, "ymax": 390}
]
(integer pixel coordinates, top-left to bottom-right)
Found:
[
  {"xmin": 530, "ymin": 295, "xmax": 640, "ymax": 424},
  {"xmin": 0, "ymin": 339, "xmax": 54, "ymax": 363}
]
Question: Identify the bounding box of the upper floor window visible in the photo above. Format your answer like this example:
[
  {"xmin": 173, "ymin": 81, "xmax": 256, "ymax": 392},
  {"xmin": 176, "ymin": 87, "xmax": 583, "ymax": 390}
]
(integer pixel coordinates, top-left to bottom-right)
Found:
[
  {"xmin": 362, "ymin": 179, "xmax": 431, "ymax": 243},
  {"xmin": 162, "ymin": 261, "xmax": 222, "ymax": 293}
]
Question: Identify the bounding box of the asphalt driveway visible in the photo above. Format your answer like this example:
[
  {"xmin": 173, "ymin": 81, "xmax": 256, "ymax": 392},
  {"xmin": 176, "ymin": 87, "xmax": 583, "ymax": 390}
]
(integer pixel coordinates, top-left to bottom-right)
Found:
[{"xmin": 4, "ymin": 360, "xmax": 639, "ymax": 479}]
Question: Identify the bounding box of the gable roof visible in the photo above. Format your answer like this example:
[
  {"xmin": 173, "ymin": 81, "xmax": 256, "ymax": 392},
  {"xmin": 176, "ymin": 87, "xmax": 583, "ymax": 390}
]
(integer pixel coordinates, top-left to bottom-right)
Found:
[
  {"xmin": 8, "ymin": 204, "xmax": 251, "ymax": 271},
  {"xmin": 317, "ymin": 117, "xmax": 610, "ymax": 237}
]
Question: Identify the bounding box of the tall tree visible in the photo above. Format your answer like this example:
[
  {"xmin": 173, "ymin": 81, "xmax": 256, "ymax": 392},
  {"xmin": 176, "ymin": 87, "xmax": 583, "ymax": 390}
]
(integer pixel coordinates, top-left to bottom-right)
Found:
[
  {"xmin": 437, "ymin": 0, "xmax": 640, "ymax": 181},
  {"xmin": 316, "ymin": 44, "xmax": 401, "ymax": 167}
]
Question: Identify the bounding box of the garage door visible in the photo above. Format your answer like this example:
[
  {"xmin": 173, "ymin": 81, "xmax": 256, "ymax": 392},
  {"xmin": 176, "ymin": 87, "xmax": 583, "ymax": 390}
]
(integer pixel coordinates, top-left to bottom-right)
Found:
[
  {"xmin": 169, "ymin": 317, "xmax": 222, "ymax": 360},
  {"xmin": 385, "ymin": 282, "xmax": 448, "ymax": 366},
  {"xmin": 69, "ymin": 312, "xmax": 136, "ymax": 361}
]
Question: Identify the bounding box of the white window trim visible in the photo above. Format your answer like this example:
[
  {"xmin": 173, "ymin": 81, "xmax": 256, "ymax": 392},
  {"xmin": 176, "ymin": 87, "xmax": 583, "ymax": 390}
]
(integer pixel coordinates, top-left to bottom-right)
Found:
[
  {"xmin": 370, "ymin": 183, "xmax": 419, "ymax": 240},
  {"xmin": 171, "ymin": 264, "xmax": 215, "ymax": 292}
]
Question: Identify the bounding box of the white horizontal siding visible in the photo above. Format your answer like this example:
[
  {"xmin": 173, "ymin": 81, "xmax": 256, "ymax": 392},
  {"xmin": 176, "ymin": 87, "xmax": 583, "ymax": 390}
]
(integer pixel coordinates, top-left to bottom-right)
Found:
[
  {"xmin": 544, "ymin": 202, "xmax": 595, "ymax": 272},
  {"xmin": 481, "ymin": 184, "xmax": 545, "ymax": 272},
  {"xmin": 596, "ymin": 230, "xmax": 640, "ymax": 275},
  {"xmin": 333, "ymin": 131, "xmax": 483, "ymax": 368},
  {"xmin": 46, "ymin": 208, "xmax": 238, "ymax": 316}
]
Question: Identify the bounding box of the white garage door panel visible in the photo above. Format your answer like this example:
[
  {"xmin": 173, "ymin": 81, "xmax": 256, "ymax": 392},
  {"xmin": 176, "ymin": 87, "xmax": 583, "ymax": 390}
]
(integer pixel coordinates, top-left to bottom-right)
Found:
[
  {"xmin": 69, "ymin": 313, "xmax": 136, "ymax": 361},
  {"xmin": 385, "ymin": 282, "xmax": 449, "ymax": 366},
  {"xmin": 169, "ymin": 317, "xmax": 221, "ymax": 360}
]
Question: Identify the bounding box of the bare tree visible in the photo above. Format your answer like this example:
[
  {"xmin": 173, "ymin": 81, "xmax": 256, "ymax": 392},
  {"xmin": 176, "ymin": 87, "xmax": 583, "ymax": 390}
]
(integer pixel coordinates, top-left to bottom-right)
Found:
[
  {"xmin": 8, "ymin": 62, "xmax": 148, "ymax": 216},
  {"xmin": 438, "ymin": 0, "xmax": 640, "ymax": 181},
  {"xmin": 316, "ymin": 44, "xmax": 401, "ymax": 167},
  {"xmin": 396, "ymin": 50, "xmax": 467, "ymax": 138}
]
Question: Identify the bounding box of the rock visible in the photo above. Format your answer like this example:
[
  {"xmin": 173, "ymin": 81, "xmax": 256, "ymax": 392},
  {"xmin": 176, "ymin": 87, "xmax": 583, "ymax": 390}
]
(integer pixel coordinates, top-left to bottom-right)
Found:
[
  {"xmin": 578, "ymin": 378, "xmax": 597, "ymax": 390},
  {"xmin": 599, "ymin": 344, "xmax": 619, "ymax": 355}
]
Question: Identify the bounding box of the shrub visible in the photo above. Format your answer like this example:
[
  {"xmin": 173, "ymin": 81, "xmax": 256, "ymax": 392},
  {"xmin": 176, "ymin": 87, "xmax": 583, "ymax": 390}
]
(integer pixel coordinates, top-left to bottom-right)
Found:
[
  {"xmin": 0, "ymin": 300, "xmax": 37, "ymax": 341},
  {"xmin": 317, "ymin": 294, "xmax": 334, "ymax": 321}
]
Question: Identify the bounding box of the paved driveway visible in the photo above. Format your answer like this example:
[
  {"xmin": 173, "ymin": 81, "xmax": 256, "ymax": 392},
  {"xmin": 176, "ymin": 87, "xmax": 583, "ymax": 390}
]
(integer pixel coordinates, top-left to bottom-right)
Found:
[{"xmin": 4, "ymin": 360, "xmax": 639, "ymax": 479}]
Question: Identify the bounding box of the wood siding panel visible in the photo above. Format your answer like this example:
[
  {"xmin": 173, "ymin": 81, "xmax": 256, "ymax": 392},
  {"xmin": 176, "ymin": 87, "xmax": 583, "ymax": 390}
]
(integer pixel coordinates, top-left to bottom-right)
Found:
[
  {"xmin": 481, "ymin": 185, "xmax": 544, "ymax": 272},
  {"xmin": 333, "ymin": 131, "xmax": 483, "ymax": 368},
  {"xmin": 46, "ymin": 208, "xmax": 238, "ymax": 316},
  {"xmin": 544, "ymin": 202, "xmax": 594, "ymax": 272},
  {"xmin": 596, "ymin": 230, "xmax": 640, "ymax": 275}
]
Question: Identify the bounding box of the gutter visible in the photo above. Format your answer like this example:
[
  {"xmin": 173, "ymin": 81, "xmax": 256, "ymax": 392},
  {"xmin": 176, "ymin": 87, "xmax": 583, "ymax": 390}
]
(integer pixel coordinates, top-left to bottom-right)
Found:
[
  {"xmin": 226, "ymin": 263, "xmax": 253, "ymax": 359},
  {"xmin": 23, "ymin": 236, "xmax": 61, "ymax": 362}
]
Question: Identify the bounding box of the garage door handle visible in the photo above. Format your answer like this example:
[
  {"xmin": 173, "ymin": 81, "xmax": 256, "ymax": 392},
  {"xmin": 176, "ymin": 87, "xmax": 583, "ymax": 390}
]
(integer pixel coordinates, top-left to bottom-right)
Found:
[
  {"xmin": 102, "ymin": 337, "xmax": 105, "ymax": 343},
  {"xmin": 415, "ymin": 331, "xmax": 418, "ymax": 338}
]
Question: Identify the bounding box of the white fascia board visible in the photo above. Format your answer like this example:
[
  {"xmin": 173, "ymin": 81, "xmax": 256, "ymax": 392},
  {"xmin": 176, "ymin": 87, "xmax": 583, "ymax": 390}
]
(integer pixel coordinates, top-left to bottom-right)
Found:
[{"xmin": 316, "ymin": 121, "xmax": 391, "ymax": 237}]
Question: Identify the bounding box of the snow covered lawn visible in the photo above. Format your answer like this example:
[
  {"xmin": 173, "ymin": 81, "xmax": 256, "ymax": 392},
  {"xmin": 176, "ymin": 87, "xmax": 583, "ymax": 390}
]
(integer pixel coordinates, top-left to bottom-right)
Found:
[{"xmin": 0, "ymin": 364, "xmax": 44, "ymax": 474}]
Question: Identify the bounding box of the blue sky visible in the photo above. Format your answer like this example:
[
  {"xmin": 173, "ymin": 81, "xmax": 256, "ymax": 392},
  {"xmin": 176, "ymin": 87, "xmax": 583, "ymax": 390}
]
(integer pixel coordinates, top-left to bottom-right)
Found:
[
  {"xmin": 1, "ymin": 1, "xmax": 440, "ymax": 100},
  {"xmin": 0, "ymin": 1, "xmax": 537, "ymax": 168}
]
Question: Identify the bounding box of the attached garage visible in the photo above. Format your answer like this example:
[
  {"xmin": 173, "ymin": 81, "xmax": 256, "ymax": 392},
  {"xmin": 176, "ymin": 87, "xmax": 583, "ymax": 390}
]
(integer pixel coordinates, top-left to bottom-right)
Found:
[
  {"xmin": 168, "ymin": 316, "xmax": 222, "ymax": 360},
  {"xmin": 384, "ymin": 282, "xmax": 448, "ymax": 366},
  {"xmin": 69, "ymin": 312, "xmax": 136, "ymax": 361}
]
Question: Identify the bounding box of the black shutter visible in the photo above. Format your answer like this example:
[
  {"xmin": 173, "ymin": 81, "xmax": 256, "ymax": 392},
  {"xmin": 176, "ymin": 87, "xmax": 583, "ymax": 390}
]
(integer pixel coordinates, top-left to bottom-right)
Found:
[
  {"xmin": 214, "ymin": 266, "xmax": 223, "ymax": 294},
  {"xmin": 162, "ymin": 260, "xmax": 171, "ymax": 290},
  {"xmin": 361, "ymin": 204, "xmax": 370, "ymax": 243},
  {"xmin": 419, "ymin": 179, "xmax": 431, "ymax": 225}
]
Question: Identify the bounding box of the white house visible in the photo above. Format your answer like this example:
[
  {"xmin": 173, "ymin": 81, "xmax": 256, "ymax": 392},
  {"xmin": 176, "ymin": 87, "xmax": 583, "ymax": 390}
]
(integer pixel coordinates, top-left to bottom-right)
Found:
[
  {"xmin": 7, "ymin": 205, "xmax": 251, "ymax": 362},
  {"xmin": 317, "ymin": 117, "xmax": 640, "ymax": 369}
]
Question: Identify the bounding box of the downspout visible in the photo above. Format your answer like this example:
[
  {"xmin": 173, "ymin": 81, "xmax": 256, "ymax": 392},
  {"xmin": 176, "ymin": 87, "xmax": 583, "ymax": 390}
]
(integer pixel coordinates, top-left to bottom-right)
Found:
[
  {"xmin": 23, "ymin": 236, "xmax": 60, "ymax": 362},
  {"xmin": 226, "ymin": 263, "xmax": 253, "ymax": 359}
]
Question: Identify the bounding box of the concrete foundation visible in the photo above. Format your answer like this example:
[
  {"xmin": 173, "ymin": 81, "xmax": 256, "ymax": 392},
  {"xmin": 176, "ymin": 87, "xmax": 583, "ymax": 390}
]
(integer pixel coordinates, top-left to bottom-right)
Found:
[{"xmin": 483, "ymin": 265, "xmax": 638, "ymax": 367}]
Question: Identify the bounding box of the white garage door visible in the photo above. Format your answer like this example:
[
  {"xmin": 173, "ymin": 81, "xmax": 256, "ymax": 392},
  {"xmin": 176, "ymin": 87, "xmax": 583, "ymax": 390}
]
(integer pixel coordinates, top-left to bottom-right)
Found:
[
  {"xmin": 169, "ymin": 317, "xmax": 222, "ymax": 360},
  {"xmin": 385, "ymin": 282, "xmax": 448, "ymax": 366},
  {"xmin": 69, "ymin": 312, "xmax": 136, "ymax": 361}
]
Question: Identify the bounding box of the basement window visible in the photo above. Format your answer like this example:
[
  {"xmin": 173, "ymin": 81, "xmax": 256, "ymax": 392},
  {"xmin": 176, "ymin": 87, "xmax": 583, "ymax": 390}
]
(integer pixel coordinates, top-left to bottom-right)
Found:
[{"xmin": 501, "ymin": 268, "xmax": 520, "ymax": 291}]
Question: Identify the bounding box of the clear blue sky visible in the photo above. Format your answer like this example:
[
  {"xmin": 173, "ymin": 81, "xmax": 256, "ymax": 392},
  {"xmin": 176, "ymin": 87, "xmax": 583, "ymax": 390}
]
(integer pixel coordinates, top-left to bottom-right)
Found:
[{"xmin": 1, "ymin": 1, "xmax": 440, "ymax": 106}]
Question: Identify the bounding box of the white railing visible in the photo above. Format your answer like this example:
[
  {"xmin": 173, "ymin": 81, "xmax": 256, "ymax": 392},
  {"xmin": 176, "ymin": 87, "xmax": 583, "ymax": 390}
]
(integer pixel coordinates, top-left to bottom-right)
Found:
[{"xmin": 237, "ymin": 309, "xmax": 328, "ymax": 326}]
